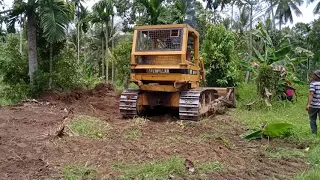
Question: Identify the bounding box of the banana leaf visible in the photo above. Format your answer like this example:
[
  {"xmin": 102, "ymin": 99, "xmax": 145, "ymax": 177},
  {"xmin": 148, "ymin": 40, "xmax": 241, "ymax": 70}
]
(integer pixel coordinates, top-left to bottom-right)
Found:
[
  {"xmin": 242, "ymin": 130, "xmax": 263, "ymax": 141},
  {"xmin": 263, "ymin": 123, "xmax": 295, "ymax": 138}
]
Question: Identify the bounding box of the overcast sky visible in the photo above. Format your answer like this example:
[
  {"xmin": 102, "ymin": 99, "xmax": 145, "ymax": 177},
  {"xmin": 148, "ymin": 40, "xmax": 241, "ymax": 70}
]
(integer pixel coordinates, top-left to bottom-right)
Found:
[{"xmin": 2, "ymin": 0, "xmax": 320, "ymax": 29}]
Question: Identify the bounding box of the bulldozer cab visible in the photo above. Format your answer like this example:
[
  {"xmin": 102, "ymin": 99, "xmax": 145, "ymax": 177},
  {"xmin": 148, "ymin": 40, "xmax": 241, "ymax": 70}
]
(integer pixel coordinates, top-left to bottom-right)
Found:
[{"xmin": 130, "ymin": 24, "xmax": 204, "ymax": 92}]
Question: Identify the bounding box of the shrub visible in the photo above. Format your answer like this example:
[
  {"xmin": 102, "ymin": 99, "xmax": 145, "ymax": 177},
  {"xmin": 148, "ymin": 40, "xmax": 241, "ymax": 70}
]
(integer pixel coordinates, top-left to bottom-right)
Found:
[{"xmin": 201, "ymin": 24, "xmax": 240, "ymax": 87}]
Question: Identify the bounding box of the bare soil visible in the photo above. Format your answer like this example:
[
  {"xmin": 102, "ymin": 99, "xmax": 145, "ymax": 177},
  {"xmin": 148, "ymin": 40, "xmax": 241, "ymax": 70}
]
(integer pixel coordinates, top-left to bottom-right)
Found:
[{"xmin": 0, "ymin": 83, "xmax": 309, "ymax": 179}]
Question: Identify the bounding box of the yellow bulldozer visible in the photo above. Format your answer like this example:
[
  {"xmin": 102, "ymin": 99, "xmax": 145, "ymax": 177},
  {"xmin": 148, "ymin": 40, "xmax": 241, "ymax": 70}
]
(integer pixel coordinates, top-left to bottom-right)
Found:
[{"xmin": 119, "ymin": 24, "xmax": 236, "ymax": 120}]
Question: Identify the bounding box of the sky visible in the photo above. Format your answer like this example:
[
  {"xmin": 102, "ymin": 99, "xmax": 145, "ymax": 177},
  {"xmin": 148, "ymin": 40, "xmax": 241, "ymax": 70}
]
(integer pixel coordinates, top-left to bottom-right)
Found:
[{"xmin": 2, "ymin": 0, "xmax": 320, "ymax": 29}]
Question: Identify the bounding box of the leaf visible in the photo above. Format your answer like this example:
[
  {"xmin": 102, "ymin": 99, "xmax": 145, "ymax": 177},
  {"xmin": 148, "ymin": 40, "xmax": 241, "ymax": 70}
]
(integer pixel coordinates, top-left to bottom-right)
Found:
[
  {"xmin": 242, "ymin": 130, "xmax": 263, "ymax": 141},
  {"xmin": 274, "ymin": 46, "xmax": 291, "ymax": 59},
  {"xmin": 295, "ymin": 47, "xmax": 314, "ymax": 57},
  {"xmin": 253, "ymin": 46, "xmax": 265, "ymax": 63},
  {"xmin": 263, "ymin": 123, "xmax": 295, "ymax": 138}
]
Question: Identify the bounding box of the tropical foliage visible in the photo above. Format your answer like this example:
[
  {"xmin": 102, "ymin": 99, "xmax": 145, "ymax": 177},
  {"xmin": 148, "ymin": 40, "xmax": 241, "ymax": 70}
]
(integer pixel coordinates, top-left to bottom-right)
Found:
[{"xmin": 0, "ymin": 0, "xmax": 319, "ymax": 105}]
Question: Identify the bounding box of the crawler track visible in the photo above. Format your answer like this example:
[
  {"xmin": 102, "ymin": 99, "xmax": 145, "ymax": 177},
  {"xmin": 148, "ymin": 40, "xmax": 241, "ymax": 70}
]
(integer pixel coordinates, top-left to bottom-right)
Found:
[
  {"xmin": 119, "ymin": 88, "xmax": 140, "ymax": 118},
  {"xmin": 119, "ymin": 88, "xmax": 234, "ymax": 120}
]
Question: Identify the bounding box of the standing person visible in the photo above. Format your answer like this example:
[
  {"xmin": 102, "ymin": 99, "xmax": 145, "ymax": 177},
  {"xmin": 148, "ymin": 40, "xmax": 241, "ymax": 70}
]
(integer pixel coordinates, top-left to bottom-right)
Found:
[{"xmin": 306, "ymin": 70, "xmax": 320, "ymax": 134}]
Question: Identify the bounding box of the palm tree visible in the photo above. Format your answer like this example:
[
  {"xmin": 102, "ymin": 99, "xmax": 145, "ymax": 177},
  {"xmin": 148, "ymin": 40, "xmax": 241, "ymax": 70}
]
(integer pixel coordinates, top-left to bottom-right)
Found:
[
  {"xmin": 72, "ymin": 0, "xmax": 87, "ymax": 64},
  {"xmin": 39, "ymin": 0, "xmax": 73, "ymax": 88},
  {"xmin": 233, "ymin": 5, "xmax": 250, "ymax": 33},
  {"xmin": 138, "ymin": 0, "xmax": 164, "ymax": 25},
  {"xmin": 272, "ymin": 0, "xmax": 303, "ymax": 30},
  {"xmin": 92, "ymin": 0, "xmax": 114, "ymax": 82},
  {"xmin": 174, "ymin": 0, "xmax": 187, "ymax": 24},
  {"xmin": 203, "ymin": 0, "xmax": 232, "ymax": 10},
  {"xmin": 307, "ymin": 0, "xmax": 320, "ymax": 14},
  {"xmin": 7, "ymin": 0, "xmax": 73, "ymax": 84}
]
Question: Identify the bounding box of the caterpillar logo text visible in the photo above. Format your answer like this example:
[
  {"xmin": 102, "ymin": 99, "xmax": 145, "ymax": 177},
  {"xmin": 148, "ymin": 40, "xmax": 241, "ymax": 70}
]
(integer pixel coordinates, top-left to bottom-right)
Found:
[{"xmin": 146, "ymin": 69, "xmax": 170, "ymax": 73}]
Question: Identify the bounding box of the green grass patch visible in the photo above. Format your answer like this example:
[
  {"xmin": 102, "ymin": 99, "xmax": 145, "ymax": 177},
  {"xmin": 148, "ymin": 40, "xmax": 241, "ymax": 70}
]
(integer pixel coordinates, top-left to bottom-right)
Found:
[
  {"xmin": 197, "ymin": 161, "xmax": 222, "ymax": 173},
  {"xmin": 234, "ymin": 83, "xmax": 320, "ymax": 179},
  {"xmin": 68, "ymin": 115, "xmax": 110, "ymax": 138},
  {"xmin": 197, "ymin": 133, "xmax": 216, "ymax": 141},
  {"xmin": 113, "ymin": 157, "xmax": 222, "ymax": 179},
  {"xmin": 63, "ymin": 164, "xmax": 97, "ymax": 180},
  {"xmin": 124, "ymin": 128, "xmax": 142, "ymax": 139},
  {"xmin": 265, "ymin": 147, "xmax": 306, "ymax": 159},
  {"xmin": 297, "ymin": 145, "xmax": 320, "ymax": 180}
]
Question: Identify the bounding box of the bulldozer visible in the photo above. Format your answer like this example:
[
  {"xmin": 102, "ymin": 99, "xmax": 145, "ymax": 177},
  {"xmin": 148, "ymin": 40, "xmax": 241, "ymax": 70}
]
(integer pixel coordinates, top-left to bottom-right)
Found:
[{"xmin": 119, "ymin": 24, "xmax": 236, "ymax": 120}]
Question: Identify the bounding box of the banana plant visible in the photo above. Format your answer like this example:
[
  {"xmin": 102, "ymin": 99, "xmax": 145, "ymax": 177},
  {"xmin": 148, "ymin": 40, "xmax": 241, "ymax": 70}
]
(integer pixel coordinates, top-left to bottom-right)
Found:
[{"xmin": 242, "ymin": 22, "xmax": 314, "ymax": 102}]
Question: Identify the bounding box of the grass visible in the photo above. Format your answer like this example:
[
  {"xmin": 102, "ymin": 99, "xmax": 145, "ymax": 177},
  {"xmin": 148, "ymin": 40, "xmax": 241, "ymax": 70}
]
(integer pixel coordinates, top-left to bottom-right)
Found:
[
  {"xmin": 112, "ymin": 157, "xmax": 222, "ymax": 180},
  {"xmin": 63, "ymin": 164, "xmax": 97, "ymax": 180},
  {"xmin": 0, "ymin": 81, "xmax": 12, "ymax": 106},
  {"xmin": 124, "ymin": 128, "xmax": 142, "ymax": 139},
  {"xmin": 265, "ymin": 147, "xmax": 306, "ymax": 159},
  {"xmin": 234, "ymin": 83, "xmax": 320, "ymax": 179},
  {"xmin": 68, "ymin": 115, "xmax": 110, "ymax": 138}
]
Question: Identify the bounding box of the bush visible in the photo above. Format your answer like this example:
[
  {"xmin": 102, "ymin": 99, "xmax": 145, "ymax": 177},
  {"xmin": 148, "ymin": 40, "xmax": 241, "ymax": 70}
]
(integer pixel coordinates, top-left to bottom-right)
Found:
[
  {"xmin": 256, "ymin": 64, "xmax": 281, "ymax": 98},
  {"xmin": 0, "ymin": 34, "xmax": 29, "ymax": 86},
  {"xmin": 114, "ymin": 36, "xmax": 132, "ymax": 88},
  {"xmin": 0, "ymin": 34, "xmax": 89, "ymax": 101},
  {"xmin": 201, "ymin": 24, "xmax": 240, "ymax": 87}
]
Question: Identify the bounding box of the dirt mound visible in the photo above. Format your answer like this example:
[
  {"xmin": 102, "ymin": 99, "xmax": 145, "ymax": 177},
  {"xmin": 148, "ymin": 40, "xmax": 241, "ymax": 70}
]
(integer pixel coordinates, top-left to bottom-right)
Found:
[{"xmin": 40, "ymin": 83, "xmax": 115, "ymax": 104}]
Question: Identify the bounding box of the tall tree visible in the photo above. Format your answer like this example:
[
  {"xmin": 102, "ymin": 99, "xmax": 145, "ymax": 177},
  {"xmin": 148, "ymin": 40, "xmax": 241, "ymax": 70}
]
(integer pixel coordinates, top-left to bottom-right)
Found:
[
  {"xmin": 307, "ymin": 0, "xmax": 320, "ymax": 14},
  {"xmin": 92, "ymin": 0, "xmax": 114, "ymax": 82},
  {"xmin": 8, "ymin": 0, "xmax": 73, "ymax": 84},
  {"xmin": 203, "ymin": 0, "xmax": 232, "ymax": 11},
  {"xmin": 138, "ymin": 0, "xmax": 165, "ymax": 25},
  {"xmin": 273, "ymin": 0, "xmax": 303, "ymax": 30},
  {"xmin": 72, "ymin": 0, "xmax": 87, "ymax": 64},
  {"xmin": 39, "ymin": 0, "xmax": 73, "ymax": 88}
]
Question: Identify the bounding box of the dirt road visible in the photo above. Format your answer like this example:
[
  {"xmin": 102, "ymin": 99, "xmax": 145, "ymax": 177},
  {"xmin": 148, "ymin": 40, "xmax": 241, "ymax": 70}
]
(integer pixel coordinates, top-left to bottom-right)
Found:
[{"xmin": 0, "ymin": 84, "xmax": 308, "ymax": 179}]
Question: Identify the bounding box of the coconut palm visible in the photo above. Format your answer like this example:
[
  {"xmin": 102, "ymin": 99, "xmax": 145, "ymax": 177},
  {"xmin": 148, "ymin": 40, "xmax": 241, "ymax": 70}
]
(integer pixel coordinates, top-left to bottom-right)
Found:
[
  {"xmin": 7, "ymin": 0, "xmax": 73, "ymax": 84},
  {"xmin": 307, "ymin": 0, "xmax": 320, "ymax": 14},
  {"xmin": 203, "ymin": 0, "xmax": 232, "ymax": 10},
  {"xmin": 272, "ymin": 0, "xmax": 303, "ymax": 30}
]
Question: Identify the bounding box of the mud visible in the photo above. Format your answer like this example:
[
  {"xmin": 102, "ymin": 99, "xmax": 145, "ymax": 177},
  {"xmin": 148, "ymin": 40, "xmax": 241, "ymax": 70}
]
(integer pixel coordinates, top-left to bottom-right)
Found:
[{"xmin": 0, "ymin": 83, "xmax": 309, "ymax": 179}]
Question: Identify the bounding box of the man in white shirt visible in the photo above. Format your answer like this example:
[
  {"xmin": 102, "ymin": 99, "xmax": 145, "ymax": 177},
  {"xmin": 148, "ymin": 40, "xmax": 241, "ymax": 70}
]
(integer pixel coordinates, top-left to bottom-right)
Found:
[{"xmin": 306, "ymin": 70, "xmax": 320, "ymax": 134}]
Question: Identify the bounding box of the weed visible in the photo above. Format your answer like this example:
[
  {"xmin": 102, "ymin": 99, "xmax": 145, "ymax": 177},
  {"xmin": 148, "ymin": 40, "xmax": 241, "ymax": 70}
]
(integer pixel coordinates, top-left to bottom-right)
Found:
[
  {"xmin": 215, "ymin": 136, "xmax": 233, "ymax": 149},
  {"xmin": 197, "ymin": 133, "xmax": 216, "ymax": 141},
  {"xmin": 265, "ymin": 147, "xmax": 306, "ymax": 159},
  {"xmin": 63, "ymin": 164, "xmax": 97, "ymax": 180},
  {"xmin": 114, "ymin": 157, "xmax": 185, "ymax": 179},
  {"xmin": 113, "ymin": 157, "xmax": 222, "ymax": 179},
  {"xmin": 124, "ymin": 128, "xmax": 142, "ymax": 139},
  {"xmin": 130, "ymin": 117, "xmax": 148, "ymax": 127},
  {"xmin": 68, "ymin": 115, "xmax": 110, "ymax": 138},
  {"xmin": 196, "ymin": 161, "xmax": 222, "ymax": 173}
]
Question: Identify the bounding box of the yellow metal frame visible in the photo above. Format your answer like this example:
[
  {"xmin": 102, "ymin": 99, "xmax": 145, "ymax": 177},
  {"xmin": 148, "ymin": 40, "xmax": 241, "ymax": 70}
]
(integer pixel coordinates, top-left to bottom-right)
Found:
[{"xmin": 130, "ymin": 24, "xmax": 204, "ymax": 92}]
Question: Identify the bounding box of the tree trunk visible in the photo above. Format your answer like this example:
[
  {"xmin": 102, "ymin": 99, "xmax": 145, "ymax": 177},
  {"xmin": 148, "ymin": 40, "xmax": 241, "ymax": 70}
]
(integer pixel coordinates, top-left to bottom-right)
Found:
[
  {"xmin": 245, "ymin": 3, "xmax": 254, "ymax": 84},
  {"xmin": 279, "ymin": 19, "xmax": 282, "ymax": 30},
  {"xmin": 231, "ymin": 2, "xmax": 234, "ymax": 29},
  {"xmin": 101, "ymin": 24, "xmax": 105, "ymax": 79},
  {"xmin": 271, "ymin": 3, "xmax": 276, "ymax": 29},
  {"xmin": 19, "ymin": 15, "xmax": 23, "ymax": 55},
  {"xmin": 49, "ymin": 43, "xmax": 53, "ymax": 89},
  {"xmin": 77, "ymin": 20, "xmax": 80, "ymax": 64},
  {"xmin": 27, "ymin": 13, "xmax": 38, "ymax": 84},
  {"xmin": 105, "ymin": 22, "xmax": 109, "ymax": 83},
  {"xmin": 111, "ymin": 15, "xmax": 114, "ymax": 84}
]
